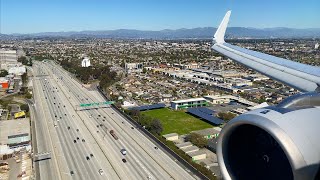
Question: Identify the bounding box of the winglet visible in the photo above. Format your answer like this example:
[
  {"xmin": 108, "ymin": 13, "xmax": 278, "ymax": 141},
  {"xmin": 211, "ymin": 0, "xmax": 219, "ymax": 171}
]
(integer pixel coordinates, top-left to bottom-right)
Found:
[{"xmin": 213, "ymin": 10, "xmax": 231, "ymax": 44}]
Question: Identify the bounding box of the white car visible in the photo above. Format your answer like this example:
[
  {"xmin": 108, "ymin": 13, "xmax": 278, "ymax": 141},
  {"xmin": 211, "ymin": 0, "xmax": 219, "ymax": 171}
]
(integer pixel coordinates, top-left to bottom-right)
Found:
[{"xmin": 120, "ymin": 149, "xmax": 127, "ymax": 155}]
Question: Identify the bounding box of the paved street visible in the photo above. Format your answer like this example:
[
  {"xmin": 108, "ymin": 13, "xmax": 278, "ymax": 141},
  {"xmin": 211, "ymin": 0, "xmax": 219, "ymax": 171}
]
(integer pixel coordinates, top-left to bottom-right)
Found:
[{"xmin": 31, "ymin": 61, "xmax": 196, "ymax": 180}]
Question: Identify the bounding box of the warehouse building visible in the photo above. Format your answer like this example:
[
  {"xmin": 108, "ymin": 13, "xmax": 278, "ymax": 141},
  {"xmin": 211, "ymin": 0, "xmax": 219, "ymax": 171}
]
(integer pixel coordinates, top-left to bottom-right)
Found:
[
  {"xmin": 181, "ymin": 146, "xmax": 199, "ymax": 154},
  {"xmin": 191, "ymin": 127, "xmax": 221, "ymax": 140},
  {"xmin": 0, "ymin": 118, "xmax": 30, "ymax": 148},
  {"xmin": 171, "ymin": 98, "xmax": 208, "ymax": 110},
  {"xmin": 188, "ymin": 150, "xmax": 207, "ymax": 161},
  {"xmin": 176, "ymin": 142, "xmax": 193, "ymax": 149}
]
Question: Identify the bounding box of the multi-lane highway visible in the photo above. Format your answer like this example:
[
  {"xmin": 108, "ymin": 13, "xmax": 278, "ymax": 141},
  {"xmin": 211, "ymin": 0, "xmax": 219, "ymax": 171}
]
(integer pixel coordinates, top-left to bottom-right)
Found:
[{"xmin": 31, "ymin": 60, "xmax": 197, "ymax": 180}]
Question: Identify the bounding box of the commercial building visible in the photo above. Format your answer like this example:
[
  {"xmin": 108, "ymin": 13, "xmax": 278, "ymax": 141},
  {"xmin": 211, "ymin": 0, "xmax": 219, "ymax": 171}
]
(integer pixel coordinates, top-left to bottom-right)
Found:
[
  {"xmin": 171, "ymin": 98, "xmax": 208, "ymax": 110},
  {"xmin": 81, "ymin": 57, "xmax": 91, "ymax": 67},
  {"xmin": 163, "ymin": 133, "xmax": 179, "ymax": 141},
  {"xmin": 0, "ymin": 49, "xmax": 17, "ymax": 70},
  {"xmin": 188, "ymin": 150, "xmax": 207, "ymax": 161},
  {"xmin": 191, "ymin": 127, "xmax": 221, "ymax": 140},
  {"xmin": 176, "ymin": 142, "xmax": 193, "ymax": 149},
  {"xmin": 225, "ymin": 78, "xmax": 253, "ymax": 87},
  {"xmin": 8, "ymin": 66, "xmax": 26, "ymax": 76},
  {"xmin": 125, "ymin": 63, "xmax": 143, "ymax": 73},
  {"xmin": 181, "ymin": 146, "xmax": 199, "ymax": 154},
  {"xmin": 245, "ymin": 74, "xmax": 270, "ymax": 81},
  {"xmin": 0, "ymin": 118, "xmax": 30, "ymax": 148},
  {"xmin": 204, "ymin": 95, "xmax": 258, "ymax": 106},
  {"xmin": 0, "ymin": 77, "xmax": 9, "ymax": 89}
]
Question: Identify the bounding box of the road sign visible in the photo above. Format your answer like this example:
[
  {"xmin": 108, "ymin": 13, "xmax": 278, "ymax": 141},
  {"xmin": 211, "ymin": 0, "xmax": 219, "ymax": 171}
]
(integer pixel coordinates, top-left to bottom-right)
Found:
[{"xmin": 80, "ymin": 101, "xmax": 114, "ymax": 107}]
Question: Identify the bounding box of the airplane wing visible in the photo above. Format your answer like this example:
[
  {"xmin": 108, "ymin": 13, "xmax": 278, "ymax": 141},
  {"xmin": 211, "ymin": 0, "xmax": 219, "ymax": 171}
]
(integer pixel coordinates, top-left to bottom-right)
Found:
[{"xmin": 212, "ymin": 11, "xmax": 320, "ymax": 92}]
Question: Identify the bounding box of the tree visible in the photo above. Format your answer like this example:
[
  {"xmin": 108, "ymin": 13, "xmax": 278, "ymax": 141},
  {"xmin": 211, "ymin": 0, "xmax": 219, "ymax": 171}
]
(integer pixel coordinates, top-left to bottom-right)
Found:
[
  {"xmin": 20, "ymin": 104, "xmax": 29, "ymax": 112},
  {"xmin": 18, "ymin": 56, "xmax": 32, "ymax": 66},
  {"xmin": 142, "ymin": 68, "xmax": 147, "ymax": 74},
  {"xmin": 186, "ymin": 133, "xmax": 208, "ymax": 148},
  {"xmin": 0, "ymin": 69, "xmax": 8, "ymax": 77},
  {"xmin": 218, "ymin": 112, "xmax": 237, "ymax": 121},
  {"xmin": 129, "ymin": 109, "xmax": 140, "ymax": 118},
  {"xmin": 149, "ymin": 119, "xmax": 163, "ymax": 135}
]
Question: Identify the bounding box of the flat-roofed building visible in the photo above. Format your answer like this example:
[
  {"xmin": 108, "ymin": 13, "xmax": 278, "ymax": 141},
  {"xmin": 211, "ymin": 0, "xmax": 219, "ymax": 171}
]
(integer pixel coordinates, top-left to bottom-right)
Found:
[
  {"xmin": 171, "ymin": 98, "xmax": 208, "ymax": 110},
  {"xmin": 176, "ymin": 142, "xmax": 193, "ymax": 149},
  {"xmin": 188, "ymin": 150, "xmax": 207, "ymax": 161},
  {"xmin": 192, "ymin": 128, "xmax": 221, "ymax": 139},
  {"xmin": 0, "ymin": 118, "xmax": 30, "ymax": 148},
  {"xmin": 181, "ymin": 146, "xmax": 199, "ymax": 154},
  {"xmin": 0, "ymin": 49, "xmax": 17, "ymax": 70},
  {"xmin": 246, "ymin": 74, "xmax": 270, "ymax": 81},
  {"xmin": 225, "ymin": 78, "xmax": 253, "ymax": 87},
  {"xmin": 163, "ymin": 133, "xmax": 179, "ymax": 141}
]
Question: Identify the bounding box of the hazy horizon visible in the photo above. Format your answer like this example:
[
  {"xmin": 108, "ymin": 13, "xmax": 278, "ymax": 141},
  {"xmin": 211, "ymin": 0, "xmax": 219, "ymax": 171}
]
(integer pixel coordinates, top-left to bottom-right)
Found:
[{"xmin": 1, "ymin": 0, "xmax": 320, "ymax": 34}]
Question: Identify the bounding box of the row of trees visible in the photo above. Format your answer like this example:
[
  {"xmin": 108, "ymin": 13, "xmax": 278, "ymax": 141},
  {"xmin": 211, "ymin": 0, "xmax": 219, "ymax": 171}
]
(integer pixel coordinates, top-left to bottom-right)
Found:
[
  {"xmin": 0, "ymin": 70, "xmax": 8, "ymax": 77},
  {"xmin": 127, "ymin": 109, "xmax": 163, "ymax": 135},
  {"xmin": 18, "ymin": 56, "xmax": 32, "ymax": 66},
  {"xmin": 60, "ymin": 59, "xmax": 118, "ymax": 88}
]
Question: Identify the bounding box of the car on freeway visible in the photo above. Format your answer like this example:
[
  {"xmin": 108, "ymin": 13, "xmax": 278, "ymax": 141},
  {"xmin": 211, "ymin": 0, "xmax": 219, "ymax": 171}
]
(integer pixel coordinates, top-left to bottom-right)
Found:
[
  {"xmin": 82, "ymin": 139, "xmax": 85, "ymax": 142},
  {"xmin": 122, "ymin": 159, "xmax": 127, "ymax": 163},
  {"xmin": 86, "ymin": 156, "xmax": 90, "ymax": 160},
  {"xmin": 67, "ymin": 126, "xmax": 70, "ymax": 130},
  {"xmin": 70, "ymin": 171, "xmax": 74, "ymax": 176},
  {"xmin": 76, "ymin": 129, "xmax": 79, "ymax": 132},
  {"xmin": 77, "ymin": 137, "xmax": 80, "ymax": 140},
  {"xmin": 98, "ymin": 169, "xmax": 104, "ymax": 175},
  {"xmin": 120, "ymin": 149, "xmax": 127, "ymax": 155},
  {"xmin": 73, "ymin": 140, "xmax": 76, "ymax": 143},
  {"xmin": 90, "ymin": 153, "xmax": 94, "ymax": 157}
]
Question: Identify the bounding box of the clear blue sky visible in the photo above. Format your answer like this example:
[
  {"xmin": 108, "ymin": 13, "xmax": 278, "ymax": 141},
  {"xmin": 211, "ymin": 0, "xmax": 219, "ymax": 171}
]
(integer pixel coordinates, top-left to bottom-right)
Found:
[{"xmin": 1, "ymin": 0, "xmax": 319, "ymax": 34}]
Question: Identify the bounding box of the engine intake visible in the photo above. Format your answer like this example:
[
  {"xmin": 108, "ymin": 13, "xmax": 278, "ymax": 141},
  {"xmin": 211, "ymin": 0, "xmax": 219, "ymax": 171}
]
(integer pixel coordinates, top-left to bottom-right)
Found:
[{"xmin": 217, "ymin": 103, "xmax": 320, "ymax": 180}]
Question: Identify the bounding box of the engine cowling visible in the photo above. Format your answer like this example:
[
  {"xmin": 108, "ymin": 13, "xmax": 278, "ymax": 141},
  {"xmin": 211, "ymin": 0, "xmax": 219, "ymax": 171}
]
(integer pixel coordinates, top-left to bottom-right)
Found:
[{"xmin": 217, "ymin": 103, "xmax": 320, "ymax": 180}]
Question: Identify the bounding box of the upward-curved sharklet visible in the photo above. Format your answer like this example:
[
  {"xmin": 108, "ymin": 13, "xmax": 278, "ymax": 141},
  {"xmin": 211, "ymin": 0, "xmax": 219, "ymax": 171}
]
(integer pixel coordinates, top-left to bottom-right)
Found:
[
  {"xmin": 213, "ymin": 10, "xmax": 231, "ymax": 44},
  {"xmin": 212, "ymin": 11, "xmax": 320, "ymax": 92}
]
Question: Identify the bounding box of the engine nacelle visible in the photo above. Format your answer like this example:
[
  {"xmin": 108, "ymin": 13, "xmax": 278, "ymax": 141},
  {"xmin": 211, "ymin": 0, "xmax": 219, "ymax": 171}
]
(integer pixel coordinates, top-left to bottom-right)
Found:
[{"xmin": 217, "ymin": 96, "xmax": 320, "ymax": 180}]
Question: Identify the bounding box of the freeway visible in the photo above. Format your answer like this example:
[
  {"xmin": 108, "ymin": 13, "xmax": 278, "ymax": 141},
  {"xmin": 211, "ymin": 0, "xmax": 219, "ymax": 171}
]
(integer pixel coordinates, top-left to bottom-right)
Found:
[{"xmin": 32, "ymin": 60, "xmax": 197, "ymax": 180}]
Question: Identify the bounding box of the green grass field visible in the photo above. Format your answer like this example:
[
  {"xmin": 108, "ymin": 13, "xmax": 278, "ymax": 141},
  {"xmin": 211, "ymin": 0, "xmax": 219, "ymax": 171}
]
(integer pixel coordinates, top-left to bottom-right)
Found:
[{"xmin": 141, "ymin": 108, "xmax": 214, "ymax": 135}]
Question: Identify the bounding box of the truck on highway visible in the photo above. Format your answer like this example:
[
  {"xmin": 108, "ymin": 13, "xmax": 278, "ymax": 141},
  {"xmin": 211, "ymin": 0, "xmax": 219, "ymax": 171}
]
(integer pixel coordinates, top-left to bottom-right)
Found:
[{"xmin": 109, "ymin": 130, "xmax": 118, "ymax": 140}]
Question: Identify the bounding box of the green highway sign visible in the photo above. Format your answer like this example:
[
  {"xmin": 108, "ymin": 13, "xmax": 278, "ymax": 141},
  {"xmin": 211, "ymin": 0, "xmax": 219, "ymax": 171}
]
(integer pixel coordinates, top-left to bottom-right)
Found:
[{"xmin": 80, "ymin": 101, "xmax": 114, "ymax": 107}]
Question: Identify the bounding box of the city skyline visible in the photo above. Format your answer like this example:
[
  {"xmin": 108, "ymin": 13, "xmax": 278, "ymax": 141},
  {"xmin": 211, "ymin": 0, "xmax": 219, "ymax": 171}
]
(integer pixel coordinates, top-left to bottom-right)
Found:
[{"xmin": 1, "ymin": 0, "xmax": 320, "ymax": 34}]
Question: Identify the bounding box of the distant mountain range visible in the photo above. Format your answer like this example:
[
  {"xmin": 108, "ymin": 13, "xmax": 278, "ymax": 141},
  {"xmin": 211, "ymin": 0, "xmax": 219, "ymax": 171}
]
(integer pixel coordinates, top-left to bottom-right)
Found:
[{"xmin": 1, "ymin": 27, "xmax": 320, "ymax": 39}]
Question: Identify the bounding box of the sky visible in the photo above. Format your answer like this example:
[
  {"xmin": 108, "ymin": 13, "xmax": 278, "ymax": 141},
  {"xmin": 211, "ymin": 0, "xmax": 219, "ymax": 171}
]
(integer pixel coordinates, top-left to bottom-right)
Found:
[{"xmin": 1, "ymin": 0, "xmax": 320, "ymax": 34}]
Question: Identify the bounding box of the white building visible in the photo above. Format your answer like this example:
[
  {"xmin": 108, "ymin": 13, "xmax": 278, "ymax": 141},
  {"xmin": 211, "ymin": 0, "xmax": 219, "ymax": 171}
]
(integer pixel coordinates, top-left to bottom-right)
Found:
[
  {"xmin": 246, "ymin": 74, "xmax": 270, "ymax": 81},
  {"xmin": 171, "ymin": 98, "xmax": 208, "ymax": 110},
  {"xmin": 163, "ymin": 133, "xmax": 179, "ymax": 141},
  {"xmin": 8, "ymin": 66, "xmax": 26, "ymax": 76},
  {"xmin": 81, "ymin": 57, "xmax": 91, "ymax": 67},
  {"xmin": 188, "ymin": 150, "xmax": 207, "ymax": 161},
  {"xmin": 125, "ymin": 63, "xmax": 143, "ymax": 73},
  {"xmin": 315, "ymin": 43, "xmax": 319, "ymax": 50},
  {"xmin": 0, "ymin": 49, "xmax": 18, "ymax": 70},
  {"xmin": 225, "ymin": 78, "xmax": 253, "ymax": 87}
]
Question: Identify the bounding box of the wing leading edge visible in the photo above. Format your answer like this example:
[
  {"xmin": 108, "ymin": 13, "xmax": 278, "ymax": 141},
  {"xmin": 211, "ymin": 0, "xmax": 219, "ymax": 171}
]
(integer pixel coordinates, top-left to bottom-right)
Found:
[{"xmin": 212, "ymin": 11, "xmax": 320, "ymax": 92}]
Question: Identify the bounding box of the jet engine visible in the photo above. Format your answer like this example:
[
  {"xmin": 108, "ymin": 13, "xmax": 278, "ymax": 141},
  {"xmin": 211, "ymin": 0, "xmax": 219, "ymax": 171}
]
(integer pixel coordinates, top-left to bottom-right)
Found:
[{"xmin": 217, "ymin": 92, "xmax": 320, "ymax": 180}]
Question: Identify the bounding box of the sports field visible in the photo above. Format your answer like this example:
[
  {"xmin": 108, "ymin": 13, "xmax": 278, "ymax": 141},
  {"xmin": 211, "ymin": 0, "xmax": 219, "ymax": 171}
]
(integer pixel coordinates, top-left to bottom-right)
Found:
[{"xmin": 141, "ymin": 108, "xmax": 214, "ymax": 135}]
